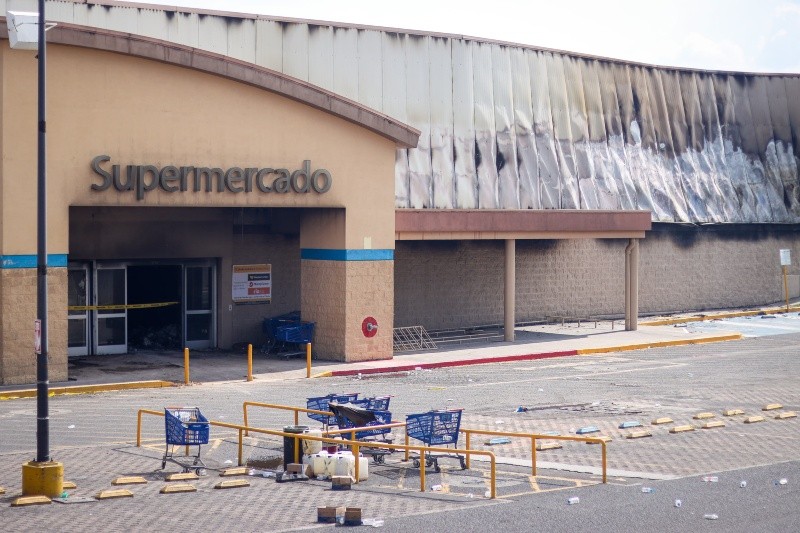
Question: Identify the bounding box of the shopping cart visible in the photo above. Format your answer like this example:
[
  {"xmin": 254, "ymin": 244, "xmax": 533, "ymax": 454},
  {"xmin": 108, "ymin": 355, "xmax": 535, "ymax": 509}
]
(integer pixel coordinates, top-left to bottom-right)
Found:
[
  {"xmin": 262, "ymin": 312, "xmax": 315, "ymax": 357},
  {"xmin": 406, "ymin": 409, "xmax": 466, "ymax": 472},
  {"xmin": 161, "ymin": 407, "xmax": 210, "ymax": 474},
  {"xmin": 306, "ymin": 393, "xmax": 361, "ymax": 427},
  {"xmin": 329, "ymin": 402, "xmax": 394, "ymax": 464}
]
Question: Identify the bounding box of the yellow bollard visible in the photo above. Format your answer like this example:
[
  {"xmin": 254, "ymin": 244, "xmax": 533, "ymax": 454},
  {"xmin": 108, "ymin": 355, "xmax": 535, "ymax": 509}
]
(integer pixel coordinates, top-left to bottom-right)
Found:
[
  {"xmin": 306, "ymin": 343, "xmax": 312, "ymax": 378},
  {"xmin": 183, "ymin": 348, "xmax": 190, "ymax": 385},
  {"xmin": 247, "ymin": 344, "xmax": 253, "ymax": 382}
]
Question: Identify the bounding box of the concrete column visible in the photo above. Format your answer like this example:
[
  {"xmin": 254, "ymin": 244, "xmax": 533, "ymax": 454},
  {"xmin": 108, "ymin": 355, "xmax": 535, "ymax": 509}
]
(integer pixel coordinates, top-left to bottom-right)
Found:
[
  {"xmin": 624, "ymin": 239, "xmax": 639, "ymax": 331},
  {"xmin": 625, "ymin": 240, "xmax": 632, "ymax": 330},
  {"xmin": 504, "ymin": 239, "xmax": 516, "ymax": 342},
  {"xmin": 630, "ymin": 238, "xmax": 639, "ymax": 331}
]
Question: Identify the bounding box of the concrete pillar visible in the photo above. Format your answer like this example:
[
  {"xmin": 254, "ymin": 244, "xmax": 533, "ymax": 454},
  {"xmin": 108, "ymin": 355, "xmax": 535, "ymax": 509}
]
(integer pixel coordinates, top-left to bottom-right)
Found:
[
  {"xmin": 504, "ymin": 239, "xmax": 516, "ymax": 342},
  {"xmin": 625, "ymin": 239, "xmax": 639, "ymax": 331}
]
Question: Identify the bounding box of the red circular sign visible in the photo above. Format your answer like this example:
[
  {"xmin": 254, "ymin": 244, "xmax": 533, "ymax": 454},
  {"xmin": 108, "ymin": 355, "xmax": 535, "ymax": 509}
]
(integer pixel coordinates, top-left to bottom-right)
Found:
[{"xmin": 362, "ymin": 317, "xmax": 378, "ymax": 337}]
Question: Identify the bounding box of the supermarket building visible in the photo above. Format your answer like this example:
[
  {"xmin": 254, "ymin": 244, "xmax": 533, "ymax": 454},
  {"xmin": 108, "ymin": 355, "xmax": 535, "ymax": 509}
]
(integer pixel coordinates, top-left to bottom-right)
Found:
[{"xmin": 0, "ymin": 1, "xmax": 798, "ymax": 385}]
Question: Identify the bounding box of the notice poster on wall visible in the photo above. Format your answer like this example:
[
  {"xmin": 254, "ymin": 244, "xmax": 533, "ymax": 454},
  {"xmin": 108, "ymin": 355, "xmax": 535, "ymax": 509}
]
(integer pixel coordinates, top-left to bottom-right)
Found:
[{"xmin": 232, "ymin": 264, "xmax": 271, "ymax": 303}]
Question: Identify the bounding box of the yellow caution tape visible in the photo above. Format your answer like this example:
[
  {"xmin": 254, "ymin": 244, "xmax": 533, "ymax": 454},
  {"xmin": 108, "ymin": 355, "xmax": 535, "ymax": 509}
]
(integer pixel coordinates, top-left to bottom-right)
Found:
[{"xmin": 67, "ymin": 301, "xmax": 179, "ymax": 311}]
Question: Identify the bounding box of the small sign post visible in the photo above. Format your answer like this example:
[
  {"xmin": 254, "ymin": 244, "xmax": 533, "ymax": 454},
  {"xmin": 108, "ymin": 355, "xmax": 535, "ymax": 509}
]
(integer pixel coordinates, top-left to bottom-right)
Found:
[
  {"xmin": 34, "ymin": 319, "xmax": 41, "ymax": 355},
  {"xmin": 780, "ymin": 249, "xmax": 791, "ymax": 312}
]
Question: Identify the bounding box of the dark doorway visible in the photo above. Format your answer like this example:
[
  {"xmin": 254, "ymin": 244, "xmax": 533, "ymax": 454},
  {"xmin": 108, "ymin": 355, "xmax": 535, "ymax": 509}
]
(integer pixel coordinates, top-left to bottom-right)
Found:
[{"xmin": 127, "ymin": 265, "xmax": 182, "ymax": 350}]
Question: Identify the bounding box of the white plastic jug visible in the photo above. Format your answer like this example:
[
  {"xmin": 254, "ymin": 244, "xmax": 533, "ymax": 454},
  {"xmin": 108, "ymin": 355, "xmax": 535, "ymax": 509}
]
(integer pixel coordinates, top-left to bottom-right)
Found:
[
  {"xmin": 302, "ymin": 429, "xmax": 323, "ymax": 454},
  {"xmin": 332, "ymin": 454, "xmax": 355, "ymax": 478},
  {"xmin": 311, "ymin": 454, "xmax": 330, "ymax": 477},
  {"xmin": 357, "ymin": 456, "xmax": 369, "ymax": 481}
]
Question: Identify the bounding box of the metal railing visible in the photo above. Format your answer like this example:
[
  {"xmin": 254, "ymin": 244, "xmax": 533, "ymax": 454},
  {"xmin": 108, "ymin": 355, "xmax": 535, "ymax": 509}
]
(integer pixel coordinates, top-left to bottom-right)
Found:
[
  {"xmin": 135, "ymin": 408, "xmax": 497, "ymax": 497},
  {"xmin": 242, "ymin": 401, "xmax": 333, "ymax": 436},
  {"xmin": 460, "ymin": 427, "xmax": 607, "ymax": 483}
]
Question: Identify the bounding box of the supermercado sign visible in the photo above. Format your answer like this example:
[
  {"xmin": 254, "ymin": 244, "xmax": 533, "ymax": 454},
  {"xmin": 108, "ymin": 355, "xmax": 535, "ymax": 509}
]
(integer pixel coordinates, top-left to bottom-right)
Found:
[{"xmin": 90, "ymin": 155, "xmax": 332, "ymax": 201}]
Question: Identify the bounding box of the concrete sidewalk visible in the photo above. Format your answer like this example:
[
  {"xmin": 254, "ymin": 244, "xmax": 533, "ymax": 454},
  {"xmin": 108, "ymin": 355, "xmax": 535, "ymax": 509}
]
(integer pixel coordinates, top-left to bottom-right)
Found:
[
  {"xmin": 0, "ymin": 318, "xmax": 749, "ymax": 399},
  {"xmin": 4, "ymin": 299, "xmax": 798, "ymax": 397}
]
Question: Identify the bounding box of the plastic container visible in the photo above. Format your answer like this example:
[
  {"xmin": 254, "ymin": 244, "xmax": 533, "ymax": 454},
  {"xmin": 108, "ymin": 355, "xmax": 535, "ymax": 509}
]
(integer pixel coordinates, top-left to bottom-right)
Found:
[
  {"xmin": 302, "ymin": 429, "xmax": 323, "ymax": 454},
  {"xmin": 331, "ymin": 454, "xmax": 355, "ymax": 478},
  {"xmin": 703, "ymin": 514, "xmax": 719, "ymax": 520},
  {"xmin": 567, "ymin": 496, "xmax": 580, "ymax": 505},
  {"xmin": 674, "ymin": 499, "xmax": 682, "ymax": 508},
  {"xmin": 358, "ymin": 456, "xmax": 369, "ymax": 481}
]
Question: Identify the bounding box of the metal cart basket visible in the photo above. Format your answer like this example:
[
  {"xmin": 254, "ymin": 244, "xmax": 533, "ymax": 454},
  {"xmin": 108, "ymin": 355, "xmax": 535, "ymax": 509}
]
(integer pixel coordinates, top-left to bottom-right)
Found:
[
  {"xmin": 161, "ymin": 407, "xmax": 210, "ymax": 474},
  {"xmin": 306, "ymin": 393, "xmax": 360, "ymax": 427},
  {"xmin": 329, "ymin": 401, "xmax": 394, "ymax": 464},
  {"xmin": 406, "ymin": 409, "xmax": 466, "ymax": 472}
]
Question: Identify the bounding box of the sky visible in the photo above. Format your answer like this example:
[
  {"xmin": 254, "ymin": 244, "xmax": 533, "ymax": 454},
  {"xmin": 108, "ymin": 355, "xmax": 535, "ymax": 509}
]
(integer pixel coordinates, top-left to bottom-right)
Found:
[{"xmin": 122, "ymin": 0, "xmax": 800, "ymax": 73}]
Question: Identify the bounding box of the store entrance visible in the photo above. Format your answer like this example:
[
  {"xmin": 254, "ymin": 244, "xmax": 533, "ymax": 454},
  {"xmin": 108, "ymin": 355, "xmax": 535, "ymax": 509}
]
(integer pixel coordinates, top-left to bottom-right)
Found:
[{"xmin": 67, "ymin": 260, "xmax": 216, "ymax": 356}]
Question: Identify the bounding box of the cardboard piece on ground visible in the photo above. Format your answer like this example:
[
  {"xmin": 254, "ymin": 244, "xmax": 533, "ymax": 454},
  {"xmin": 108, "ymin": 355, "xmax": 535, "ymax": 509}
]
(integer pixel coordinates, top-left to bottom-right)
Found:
[
  {"xmin": 317, "ymin": 506, "xmax": 346, "ymax": 523},
  {"xmin": 332, "ymin": 476, "xmax": 353, "ymax": 491},
  {"xmin": 286, "ymin": 463, "xmax": 304, "ymax": 474},
  {"xmin": 345, "ymin": 507, "xmax": 363, "ymax": 526}
]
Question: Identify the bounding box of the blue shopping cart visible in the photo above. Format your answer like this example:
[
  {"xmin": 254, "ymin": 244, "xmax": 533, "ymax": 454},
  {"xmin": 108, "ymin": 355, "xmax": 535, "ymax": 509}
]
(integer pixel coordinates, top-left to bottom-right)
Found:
[
  {"xmin": 161, "ymin": 406, "xmax": 210, "ymax": 474},
  {"xmin": 306, "ymin": 393, "xmax": 361, "ymax": 427},
  {"xmin": 406, "ymin": 409, "xmax": 466, "ymax": 472},
  {"xmin": 262, "ymin": 311, "xmax": 315, "ymax": 357},
  {"xmin": 329, "ymin": 401, "xmax": 395, "ymax": 464}
]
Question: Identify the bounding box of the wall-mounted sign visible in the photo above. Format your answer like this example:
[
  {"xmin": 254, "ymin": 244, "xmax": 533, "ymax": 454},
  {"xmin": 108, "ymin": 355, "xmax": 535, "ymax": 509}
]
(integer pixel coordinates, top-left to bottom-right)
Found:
[
  {"xmin": 780, "ymin": 249, "xmax": 791, "ymax": 266},
  {"xmin": 91, "ymin": 156, "xmax": 332, "ymax": 201},
  {"xmin": 232, "ymin": 264, "xmax": 271, "ymax": 304}
]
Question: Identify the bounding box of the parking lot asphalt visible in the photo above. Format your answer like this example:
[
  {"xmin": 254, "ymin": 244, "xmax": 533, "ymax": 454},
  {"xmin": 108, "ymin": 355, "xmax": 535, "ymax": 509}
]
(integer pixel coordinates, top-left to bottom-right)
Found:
[{"xmin": 1, "ymin": 312, "xmax": 800, "ymax": 531}]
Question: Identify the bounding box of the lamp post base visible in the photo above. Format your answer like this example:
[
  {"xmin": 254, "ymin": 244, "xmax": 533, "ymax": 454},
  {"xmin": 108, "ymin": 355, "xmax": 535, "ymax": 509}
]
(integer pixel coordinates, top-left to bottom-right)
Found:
[{"xmin": 21, "ymin": 460, "xmax": 63, "ymax": 497}]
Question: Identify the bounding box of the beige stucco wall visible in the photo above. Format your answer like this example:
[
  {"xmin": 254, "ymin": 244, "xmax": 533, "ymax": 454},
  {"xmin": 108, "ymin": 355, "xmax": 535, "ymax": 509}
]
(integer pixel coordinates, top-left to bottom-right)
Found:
[{"xmin": 1, "ymin": 41, "xmax": 397, "ymax": 256}]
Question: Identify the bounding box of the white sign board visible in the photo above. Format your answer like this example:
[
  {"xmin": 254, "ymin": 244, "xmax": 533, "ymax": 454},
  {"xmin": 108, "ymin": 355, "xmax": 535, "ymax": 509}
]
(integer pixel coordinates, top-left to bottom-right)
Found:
[
  {"xmin": 780, "ymin": 249, "xmax": 791, "ymax": 266},
  {"xmin": 232, "ymin": 264, "xmax": 271, "ymax": 303},
  {"xmin": 34, "ymin": 319, "xmax": 41, "ymax": 354}
]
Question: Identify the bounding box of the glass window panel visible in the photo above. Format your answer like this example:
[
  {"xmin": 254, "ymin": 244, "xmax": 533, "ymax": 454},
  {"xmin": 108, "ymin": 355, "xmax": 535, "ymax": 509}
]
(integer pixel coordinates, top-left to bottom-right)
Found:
[
  {"xmin": 97, "ymin": 317, "xmax": 125, "ymax": 346},
  {"xmin": 68, "ymin": 270, "xmax": 87, "ymax": 316},
  {"xmin": 186, "ymin": 267, "xmax": 212, "ymax": 311},
  {"xmin": 68, "ymin": 319, "xmax": 87, "ymax": 348},
  {"xmin": 186, "ymin": 314, "xmax": 211, "ymax": 342},
  {"xmin": 97, "ymin": 269, "xmax": 125, "ymax": 315}
]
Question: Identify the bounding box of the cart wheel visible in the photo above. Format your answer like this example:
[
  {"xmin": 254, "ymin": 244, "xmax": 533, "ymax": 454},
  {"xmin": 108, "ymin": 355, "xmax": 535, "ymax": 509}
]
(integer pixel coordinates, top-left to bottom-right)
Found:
[
  {"xmin": 460, "ymin": 457, "xmax": 467, "ymax": 470},
  {"xmin": 373, "ymin": 454, "xmax": 385, "ymax": 465},
  {"xmin": 412, "ymin": 459, "xmax": 420, "ymax": 469},
  {"xmin": 161, "ymin": 460, "xmax": 166, "ymax": 469},
  {"xmin": 195, "ymin": 468, "xmax": 204, "ymax": 476},
  {"xmin": 426, "ymin": 458, "xmax": 435, "ymax": 468},
  {"xmin": 434, "ymin": 462, "xmax": 441, "ymax": 474}
]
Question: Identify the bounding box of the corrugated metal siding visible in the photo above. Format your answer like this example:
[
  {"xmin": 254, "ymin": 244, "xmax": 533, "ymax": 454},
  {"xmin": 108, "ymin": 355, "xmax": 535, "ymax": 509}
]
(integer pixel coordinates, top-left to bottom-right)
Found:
[{"xmin": 34, "ymin": 1, "xmax": 800, "ymax": 223}]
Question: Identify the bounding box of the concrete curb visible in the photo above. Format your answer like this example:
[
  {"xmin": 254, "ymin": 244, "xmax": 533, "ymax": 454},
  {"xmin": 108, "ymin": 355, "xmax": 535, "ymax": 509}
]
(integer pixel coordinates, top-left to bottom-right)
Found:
[
  {"xmin": 0, "ymin": 380, "xmax": 174, "ymax": 400},
  {"xmin": 641, "ymin": 306, "xmax": 800, "ymax": 326},
  {"xmin": 321, "ymin": 333, "xmax": 743, "ymax": 378}
]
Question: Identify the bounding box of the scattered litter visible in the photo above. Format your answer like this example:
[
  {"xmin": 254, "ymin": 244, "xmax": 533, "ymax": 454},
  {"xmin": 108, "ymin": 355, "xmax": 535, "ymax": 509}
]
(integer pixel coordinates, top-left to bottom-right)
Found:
[
  {"xmin": 68, "ymin": 425, "xmax": 75, "ymax": 429},
  {"xmin": 486, "ymin": 437, "xmax": 512, "ymax": 445},
  {"xmin": 674, "ymin": 499, "xmax": 682, "ymax": 508},
  {"xmin": 224, "ymin": 460, "xmax": 233, "ymax": 465},
  {"xmin": 776, "ymin": 478, "xmax": 788, "ymax": 486},
  {"xmin": 567, "ymin": 496, "xmax": 580, "ymax": 505},
  {"xmin": 468, "ymin": 379, "xmax": 474, "ymax": 382},
  {"xmin": 415, "ymin": 367, "xmax": 422, "ymax": 371},
  {"xmin": 247, "ymin": 469, "xmax": 255, "ymax": 476},
  {"xmin": 591, "ymin": 401, "xmax": 600, "ymax": 406},
  {"xmin": 538, "ymin": 388, "xmax": 544, "ymax": 392},
  {"xmin": 431, "ymin": 484, "xmax": 443, "ymax": 492},
  {"xmin": 761, "ymin": 315, "xmax": 776, "ymax": 319},
  {"xmin": 687, "ymin": 373, "xmax": 694, "ymax": 377},
  {"xmin": 484, "ymin": 490, "xmax": 491, "ymax": 498},
  {"xmin": 495, "ymin": 420, "xmax": 505, "ymax": 425},
  {"xmin": 362, "ymin": 518, "xmax": 385, "ymax": 528},
  {"xmin": 515, "ymin": 406, "xmax": 528, "ymax": 412},
  {"xmin": 357, "ymin": 373, "xmax": 362, "ymax": 380},
  {"xmin": 701, "ymin": 476, "xmax": 719, "ymax": 483},
  {"xmin": 641, "ymin": 487, "xmax": 655, "ymax": 494},
  {"xmin": 446, "ymin": 399, "xmax": 455, "ymax": 403},
  {"xmin": 740, "ymin": 481, "xmax": 747, "ymax": 488},
  {"xmin": 576, "ymin": 426, "xmax": 600, "ymax": 435},
  {"xmin": 263, "ymin": 471, "xmax": 275, "ymax": 478},
  {"xmin": 619, "ymin": 421, "xmax": 642, "ymax": 429},
  {"xmin": 703, "ymin": 514, "xmax": 719, "ymax": 520},
  {"xmin": 466, "ymin": 493, "xmax": 474, "ymax": 498}
]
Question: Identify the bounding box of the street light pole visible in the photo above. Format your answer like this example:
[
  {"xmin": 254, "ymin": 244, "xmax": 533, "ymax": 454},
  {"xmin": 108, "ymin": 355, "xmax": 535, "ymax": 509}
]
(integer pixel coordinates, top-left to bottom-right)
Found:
[{"xmin": 35, "ymin": 0, "xmax": 50, "ymax": 466}]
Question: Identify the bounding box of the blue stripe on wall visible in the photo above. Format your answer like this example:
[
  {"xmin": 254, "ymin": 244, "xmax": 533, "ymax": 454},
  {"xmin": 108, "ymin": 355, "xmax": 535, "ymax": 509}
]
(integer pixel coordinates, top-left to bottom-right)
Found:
[
  {"xmin": 300, "ymin": 249, "xmax": 394, "ymax": 261},
  {"xmin": 1, "ymin": 254, "xmax": 69, "ymax": 268}
]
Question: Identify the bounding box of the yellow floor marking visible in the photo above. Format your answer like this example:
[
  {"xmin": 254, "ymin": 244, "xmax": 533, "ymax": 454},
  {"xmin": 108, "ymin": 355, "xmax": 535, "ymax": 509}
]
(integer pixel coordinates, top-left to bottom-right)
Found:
[
  {"xmin": 528, "ymin": 476, "xmax": 541, "ymax": 493},
  {"xmin": 209, "ymin": 438, "xmax": 223, "ymax": 452}
]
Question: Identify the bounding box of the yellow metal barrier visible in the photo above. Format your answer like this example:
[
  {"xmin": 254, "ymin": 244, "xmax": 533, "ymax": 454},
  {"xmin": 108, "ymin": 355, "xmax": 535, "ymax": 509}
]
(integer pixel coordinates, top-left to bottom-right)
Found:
[
  {"xmin": 324, "ymin": 421, "xmax": 411, "ymax": 461},
  {"xmin": 135, "ymin": 408, "xmax": 497, "ymax": 498},
  {"xmin": 242, "ymin": 401, "xmax": 333, "ymax": 436},
  {"xmin": 460, "ymin": 428, "xmax": 607, "ymax": 483}
]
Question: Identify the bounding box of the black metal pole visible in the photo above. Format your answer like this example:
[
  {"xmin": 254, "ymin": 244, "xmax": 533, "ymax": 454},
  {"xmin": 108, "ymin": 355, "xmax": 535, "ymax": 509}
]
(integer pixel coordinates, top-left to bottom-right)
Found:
[{"xmin": 36, "ymin": 0, "xmax": 50, "ymax": 464}]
